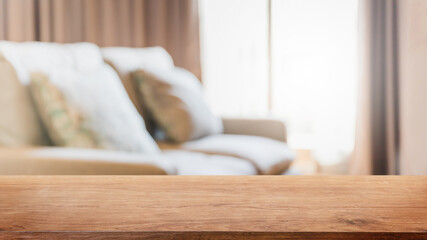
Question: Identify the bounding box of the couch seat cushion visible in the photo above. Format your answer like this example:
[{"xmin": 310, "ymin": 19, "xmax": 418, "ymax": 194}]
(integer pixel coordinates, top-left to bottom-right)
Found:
[
  {"xmin": 162, "ymin": 150, "xmax": 256, "ymax": 175},
  {"xmin": 158, "ymin": 134, "xmax": 296, "ymax": 175},
  {"xmin": 0, "ymin": 147, "xmax": 176, "ymax": 175}
]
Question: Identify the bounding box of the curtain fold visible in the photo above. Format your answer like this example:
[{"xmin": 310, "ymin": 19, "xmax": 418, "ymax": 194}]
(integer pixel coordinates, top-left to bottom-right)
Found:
[
  {"xmin": 0, "ymin": 0, "xmax": 36, "ymax": 41},
  {"xmin": 0, "ymin": 0, "xmax": 201, "ymax": 78},
  {"xmin": 351, "ymin": 0, "xmax": 400, "ymax": 175}
]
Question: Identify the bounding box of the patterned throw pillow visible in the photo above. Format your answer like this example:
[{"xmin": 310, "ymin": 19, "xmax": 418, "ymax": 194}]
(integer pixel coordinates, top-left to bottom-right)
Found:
[
  {"xmin": 133, "ymin": 68, "xmax": 223, "ymax": 143},
  {"xmin": 29, "ymin": 72, "xmax": 99, "ymax": 148}
]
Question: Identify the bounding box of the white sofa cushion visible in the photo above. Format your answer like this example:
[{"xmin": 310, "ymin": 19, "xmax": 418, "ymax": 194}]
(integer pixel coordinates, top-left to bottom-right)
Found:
[
  {"xmin": 0, "ymin": 41, "xmax": 159, "ymax": 153},
  {"xmin": 102, "ymin": 47, "xmax": 176, "ymax": 132},
  {"xmin": 102, "ymin": 47, "xmax": 223, "ymax": 142},
  {"xmin": 102, "ymin": 46, "xmax": 175, "ymax": 74},
  {"xmin": 163, "ymin": 150, "xmax": 256, "ymax": 175},
  {"xmin": 0, "ymin": 147, "xmax": 257, "ymax": 175},
  {"xmin": 158, "ymin": 134, "xmax": 296, "ymax": 174}
]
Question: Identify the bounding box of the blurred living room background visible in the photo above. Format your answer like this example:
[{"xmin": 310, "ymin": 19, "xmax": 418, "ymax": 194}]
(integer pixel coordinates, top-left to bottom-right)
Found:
[{"xmin": 0, "ymin": 0, "xmax": 426, "ymax": 175}]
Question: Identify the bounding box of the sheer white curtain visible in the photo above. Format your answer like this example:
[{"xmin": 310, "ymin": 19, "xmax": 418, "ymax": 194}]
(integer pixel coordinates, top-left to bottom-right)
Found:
[
  {"xmin": 199, "ymin": 0, "xmax": 358, "ymax": 165},
  {"xmin": 199, "ymin": 0, "xmax": 269, "ymax": 117}
]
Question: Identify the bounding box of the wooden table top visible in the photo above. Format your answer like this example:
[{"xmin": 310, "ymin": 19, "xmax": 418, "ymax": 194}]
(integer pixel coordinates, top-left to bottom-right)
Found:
[{"xmin": 0, "ymin": 176, "xmax": 426, "ymax": 239}]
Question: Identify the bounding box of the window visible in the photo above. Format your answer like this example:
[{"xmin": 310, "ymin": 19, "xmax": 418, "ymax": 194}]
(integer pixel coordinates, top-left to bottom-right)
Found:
[
  {"xmin": 199, "ymin": 0, "xmax": 269, "ymax": 117},
  {"xmin": 199, "ymin": 0, "xmax": 359, "ymax": 165}
]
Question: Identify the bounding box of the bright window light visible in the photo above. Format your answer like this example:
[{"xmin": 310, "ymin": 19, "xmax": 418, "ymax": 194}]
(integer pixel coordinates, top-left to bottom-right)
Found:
[
  {"xmin": 199, "ymin": 0, "xmax": 269, "ymax": 117},
  {"xmin": 199, "ymin": 0, "xmax": 358, "ymax": 165}
]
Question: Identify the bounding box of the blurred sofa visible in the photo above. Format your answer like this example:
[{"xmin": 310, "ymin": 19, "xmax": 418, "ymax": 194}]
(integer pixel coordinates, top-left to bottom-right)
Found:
[{"xmin": 0, "ymin": 41, "xmax": 295, "ymax": 175}]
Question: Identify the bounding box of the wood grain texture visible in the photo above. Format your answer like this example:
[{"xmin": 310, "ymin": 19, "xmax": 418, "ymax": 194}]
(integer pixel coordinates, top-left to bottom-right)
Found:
[{"xmin": 0, "ymin": 176, "xmax": 426, "ymax": 239}]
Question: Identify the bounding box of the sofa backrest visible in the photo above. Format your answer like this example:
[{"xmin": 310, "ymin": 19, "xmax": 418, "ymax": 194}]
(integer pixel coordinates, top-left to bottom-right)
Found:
[{"xmin": 0, "ymin": 42, "xmax": 104, "ymax": 146}]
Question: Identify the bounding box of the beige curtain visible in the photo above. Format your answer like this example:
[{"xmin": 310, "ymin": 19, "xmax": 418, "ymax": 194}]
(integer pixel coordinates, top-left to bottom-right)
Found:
[
  {"xmin": 0, "ymin": 0, "xmax": 36, "ymax": 41},
  {"xmin": 353, "ymin": 0, "xmax": 427, "ymax": 175},
  {"xmin": 398, "ymin": 0, "xmax": 427, "ymax": 175},
  {"xmin": 0, "ymin": 0, "xmax": 201, "ymax": 78},
  {"xmin": 351, "ymin": 0, "xmax": 400, "ymax": 175}
]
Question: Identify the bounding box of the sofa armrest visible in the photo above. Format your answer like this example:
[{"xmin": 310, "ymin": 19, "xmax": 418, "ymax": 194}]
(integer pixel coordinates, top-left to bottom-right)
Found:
[
  {"xmin": 222, "ymin": 118, "xmax": 287, "ymax": 142},
  {"xmin": 0, "ymin": 147, "xmax": 176, "ymax": 175}
]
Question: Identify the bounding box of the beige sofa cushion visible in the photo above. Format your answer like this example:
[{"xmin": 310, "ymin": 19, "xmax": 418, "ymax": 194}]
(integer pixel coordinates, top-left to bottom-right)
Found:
[
  {"xmin": 158, "ymin": 134, "xmax": 296, "ymax": 175},
  {"xmin": 133, "ymin": 68, "xmax": 223, "ymax": 142},
  {"xmin": 0, "ymin": 53, "xmax": 49, "ymax": 146},
  {"xmin": 29, "ymin": 73, "xmax": 98, "ymax": 148}
]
